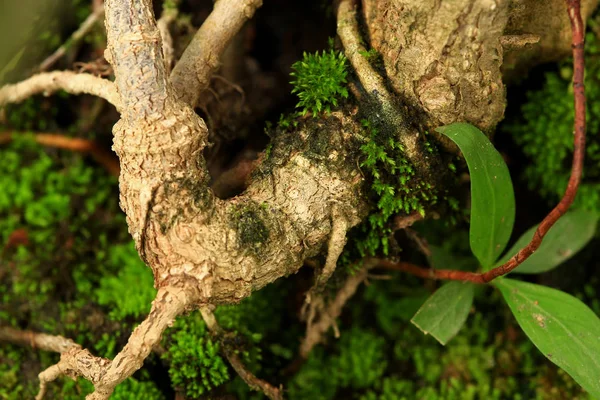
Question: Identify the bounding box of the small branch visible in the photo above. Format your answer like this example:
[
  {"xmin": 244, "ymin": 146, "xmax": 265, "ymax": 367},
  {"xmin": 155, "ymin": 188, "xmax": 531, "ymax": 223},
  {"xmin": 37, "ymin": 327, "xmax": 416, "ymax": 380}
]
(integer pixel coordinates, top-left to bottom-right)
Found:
[
  {"xmin": 0, "ymin": 71, "xmax": 121, "ymax": 111},
  {"xmin": 38, "ymin": 3, "xmax": 106, "ymax": 72},
  {"xmin": 0, "ymin": 326, "xmax": 80, "ymax": 353},
  {"xmin": 170, "ymin": 0, "xmax": 263, "ymax": 107},
  {"xmin": 0, "ymin": 131, "xmax": 120, "ymax": 177},
  {"xmin": 200, "ymin": 307, "xmax": 283, "ymax": 400},
  {"xmin": 299, "ymin": 260, "xmax": 377, "ymax": 358}
]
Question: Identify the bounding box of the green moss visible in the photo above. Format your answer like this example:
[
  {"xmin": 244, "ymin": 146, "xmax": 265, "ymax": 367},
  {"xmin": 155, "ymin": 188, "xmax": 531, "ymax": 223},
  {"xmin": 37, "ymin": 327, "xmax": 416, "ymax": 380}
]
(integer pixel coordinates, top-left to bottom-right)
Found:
[
  {"xmin": 0, "ymin": 346, "xmax": 32, "ymax": 399},
  {"xmin": 347, "ymin": 121, "xmax": 440, "ymax": 257},
  {"xmin": 230, "ymin": 202, "xmax": 270, "ymax": 254},
  {"xmin": 161, "ymin": 312, "xmax": 230, "ymax": 398},
  {"xmin": 95, "ymin": 242, "xmax": 156, "ymax": 321},
  {"xmin": 290, "ymin": 50, "xmax": 349, "ymax": 117},
  {"xmin": 503, "ymin": 32, "xmax": 600, "ymax": 212}
]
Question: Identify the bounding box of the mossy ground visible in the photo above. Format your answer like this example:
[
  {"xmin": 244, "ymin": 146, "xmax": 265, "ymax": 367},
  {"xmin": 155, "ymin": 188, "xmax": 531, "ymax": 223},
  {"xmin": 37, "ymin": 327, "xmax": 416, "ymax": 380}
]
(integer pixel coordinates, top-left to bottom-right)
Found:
[
  {"xmin": 0, "ymin": 133, "xmax": 594, "ymax": 399},
  {"xmin": 1, "ymin": 5, "xmax": 600, "ymax": 399}
]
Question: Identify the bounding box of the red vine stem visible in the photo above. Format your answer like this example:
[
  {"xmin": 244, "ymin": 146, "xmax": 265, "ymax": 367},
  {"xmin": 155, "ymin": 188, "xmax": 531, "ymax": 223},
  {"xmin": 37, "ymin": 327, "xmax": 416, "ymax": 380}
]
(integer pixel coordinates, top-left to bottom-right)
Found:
[{"xmin": 377, "ymin": 0, "xmax": 586, "ymax": 284}]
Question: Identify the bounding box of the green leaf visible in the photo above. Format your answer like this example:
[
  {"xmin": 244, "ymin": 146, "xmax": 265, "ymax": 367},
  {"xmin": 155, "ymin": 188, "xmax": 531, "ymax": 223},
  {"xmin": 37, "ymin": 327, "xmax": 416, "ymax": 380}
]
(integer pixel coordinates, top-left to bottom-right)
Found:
[
  {"xmin": 495, "ymin": 209, "xmax": 598, "ymax": 274},
  {"xmin": 496, "ymin": 278, "xmax": 600, "ymax": 398},
  {"xmin": 436, "ymin": 123, "xmax": 515, "ymax": 269},
  {"xmin": 411, "ymin": 281, "xmax": 475, "ymax": 345}
]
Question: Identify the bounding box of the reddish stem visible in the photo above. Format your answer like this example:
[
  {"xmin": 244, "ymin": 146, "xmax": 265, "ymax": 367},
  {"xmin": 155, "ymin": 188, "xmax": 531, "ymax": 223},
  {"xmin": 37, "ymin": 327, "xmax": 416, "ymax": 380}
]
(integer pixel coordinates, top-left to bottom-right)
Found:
[{"xmin": 378, "ymin": 0, "xmax": 586, "ymax": 284}]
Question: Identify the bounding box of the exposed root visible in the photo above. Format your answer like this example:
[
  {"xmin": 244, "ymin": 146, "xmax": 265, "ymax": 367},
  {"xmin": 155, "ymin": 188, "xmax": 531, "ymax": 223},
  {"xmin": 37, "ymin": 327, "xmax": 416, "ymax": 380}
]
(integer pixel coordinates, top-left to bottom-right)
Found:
[
  {"xmin": 301, "ymin": 206, "xmax": 349, "ymax": 331},
  {"xmin": 299, "ymin": 259, "xmax": 377, "ymax": 359},
  {"xmin": 0, "ymin": 287, "xmax": 193, "ymax": 400}
]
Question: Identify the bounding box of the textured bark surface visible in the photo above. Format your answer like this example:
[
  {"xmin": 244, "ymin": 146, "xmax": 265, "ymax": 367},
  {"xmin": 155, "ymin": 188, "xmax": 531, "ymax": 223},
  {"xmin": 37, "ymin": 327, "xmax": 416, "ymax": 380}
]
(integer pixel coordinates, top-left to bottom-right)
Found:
[
  {"xmin": 362, "ymin": 0, "xmax": 508, "ymax": 133},
  {"xmin": 503, "ymin": 0, "xmax": 598, "ymax": 81},
  {"xmin": 361, "ymin": 0, "xmax": 598, "ymax": 131}
]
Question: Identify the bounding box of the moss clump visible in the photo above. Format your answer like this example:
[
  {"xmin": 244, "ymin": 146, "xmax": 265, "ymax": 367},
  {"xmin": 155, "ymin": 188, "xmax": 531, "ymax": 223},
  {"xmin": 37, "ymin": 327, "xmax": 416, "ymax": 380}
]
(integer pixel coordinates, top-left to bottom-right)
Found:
[
  {"xmin": 348, "ymin": 120, "xmax": 441, "ymax": 257},
  {"xmin": 161, "ymin": 285, "xmax": 280, "ymax": 398},
  {"xmin": 95, "ymin": 242, "xmax": 156, "ymax": 321},
  {"xmin": 161, "ymin": 312, "xmax": 230, "ymax": 399},
  {"xmin": 230, "ymin": 202, "xmax": 270, "ymax": 254},
  {"xmin": 290, "ymin": 50, "xmax": 349, "ymax": 117},
  {"xmin": 503, "ymin": 32, "xmax": 600, "ymax": 212}
]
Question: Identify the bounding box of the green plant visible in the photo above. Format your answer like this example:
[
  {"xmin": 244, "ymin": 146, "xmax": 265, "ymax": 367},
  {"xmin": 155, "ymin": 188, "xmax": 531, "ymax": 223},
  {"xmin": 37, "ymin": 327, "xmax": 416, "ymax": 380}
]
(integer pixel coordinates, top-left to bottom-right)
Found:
[
  {"xmin": 95, "ymin": 242, "xmax": 156, "ymax": 320},
  {"xmin": 161, "ymin": 312, "xmax": 230, "ymax": 398},
  {"xmin": 408, "ymin": 123, "xmax": 600, "ymax": 397},
  {"xmin": 290, "ymin": 50, "xmax": 349, "ymax": 116}
]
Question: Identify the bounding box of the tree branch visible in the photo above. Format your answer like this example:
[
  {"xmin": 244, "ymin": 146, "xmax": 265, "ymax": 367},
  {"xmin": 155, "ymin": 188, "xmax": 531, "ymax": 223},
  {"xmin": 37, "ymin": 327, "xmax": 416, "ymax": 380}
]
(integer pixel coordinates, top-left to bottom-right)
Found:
[
  {"xmin": 0, "ymin": 71, "xmax": 121, "ymax": 111},
  {"xmin": 0, "ymin": 326, "xmax": 80, "ymax": 353},
  {"xmin": 170, "ymin": 0, "xmax": 263, "ymax": 107},
  {"xmin": 372, "ymin": 0, "xmax": 585, "ymax": 285}
]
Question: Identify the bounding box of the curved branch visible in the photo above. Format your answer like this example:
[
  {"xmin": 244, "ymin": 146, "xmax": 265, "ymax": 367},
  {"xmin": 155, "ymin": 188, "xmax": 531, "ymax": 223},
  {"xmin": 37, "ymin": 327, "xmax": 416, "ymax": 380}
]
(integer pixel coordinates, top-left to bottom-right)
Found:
[
  {"xmin": 300, "ymin": 260, "xmax": 377, "ymax": 358},
  {"xmin": 0, "ymin": 71, "xmax": 121, "ymax": 111},
  {"xmin": 170, "ymin": 0, "xmax": 263, "ymax": 107}
]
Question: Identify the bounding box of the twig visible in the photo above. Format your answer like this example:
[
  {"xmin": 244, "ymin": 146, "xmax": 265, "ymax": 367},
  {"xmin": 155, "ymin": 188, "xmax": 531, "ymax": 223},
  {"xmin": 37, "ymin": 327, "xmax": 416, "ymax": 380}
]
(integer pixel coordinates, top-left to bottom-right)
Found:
[
  {"xmin": 200, "ymin": 307, "xmax": 283, "ymax": 400},
  {"xmin": 170, "ymin": 0, "xmax": 263, "ymax": 107},
  {"xmin": 38, "ymin": 3, "xmax": 106, "ymax": 72},
  {"xmin": 0, "ymin": 131, "xmax": 120, "ymax": 177},
  {"xmin": 0, "ymin": 71, "xmax": 121, "ymax": 111},
  {"xmin": 0, "ymin": 326, "xmax": 80, "ymax": 353},
  {"xmin": 336, "ymin": 0, "xmax": 393, "ymax": 105}
]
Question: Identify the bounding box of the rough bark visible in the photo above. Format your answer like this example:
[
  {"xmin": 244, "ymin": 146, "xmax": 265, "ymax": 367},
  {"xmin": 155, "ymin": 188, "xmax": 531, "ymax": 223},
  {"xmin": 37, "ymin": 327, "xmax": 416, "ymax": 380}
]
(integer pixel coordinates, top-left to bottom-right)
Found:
[
  {"xmin": 362, "ymin": 0, "xmax": 508, "ymax": 133},
  {"xmin": 503, "ymin": 0, "xmax": 598, "ymax": 82}
]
